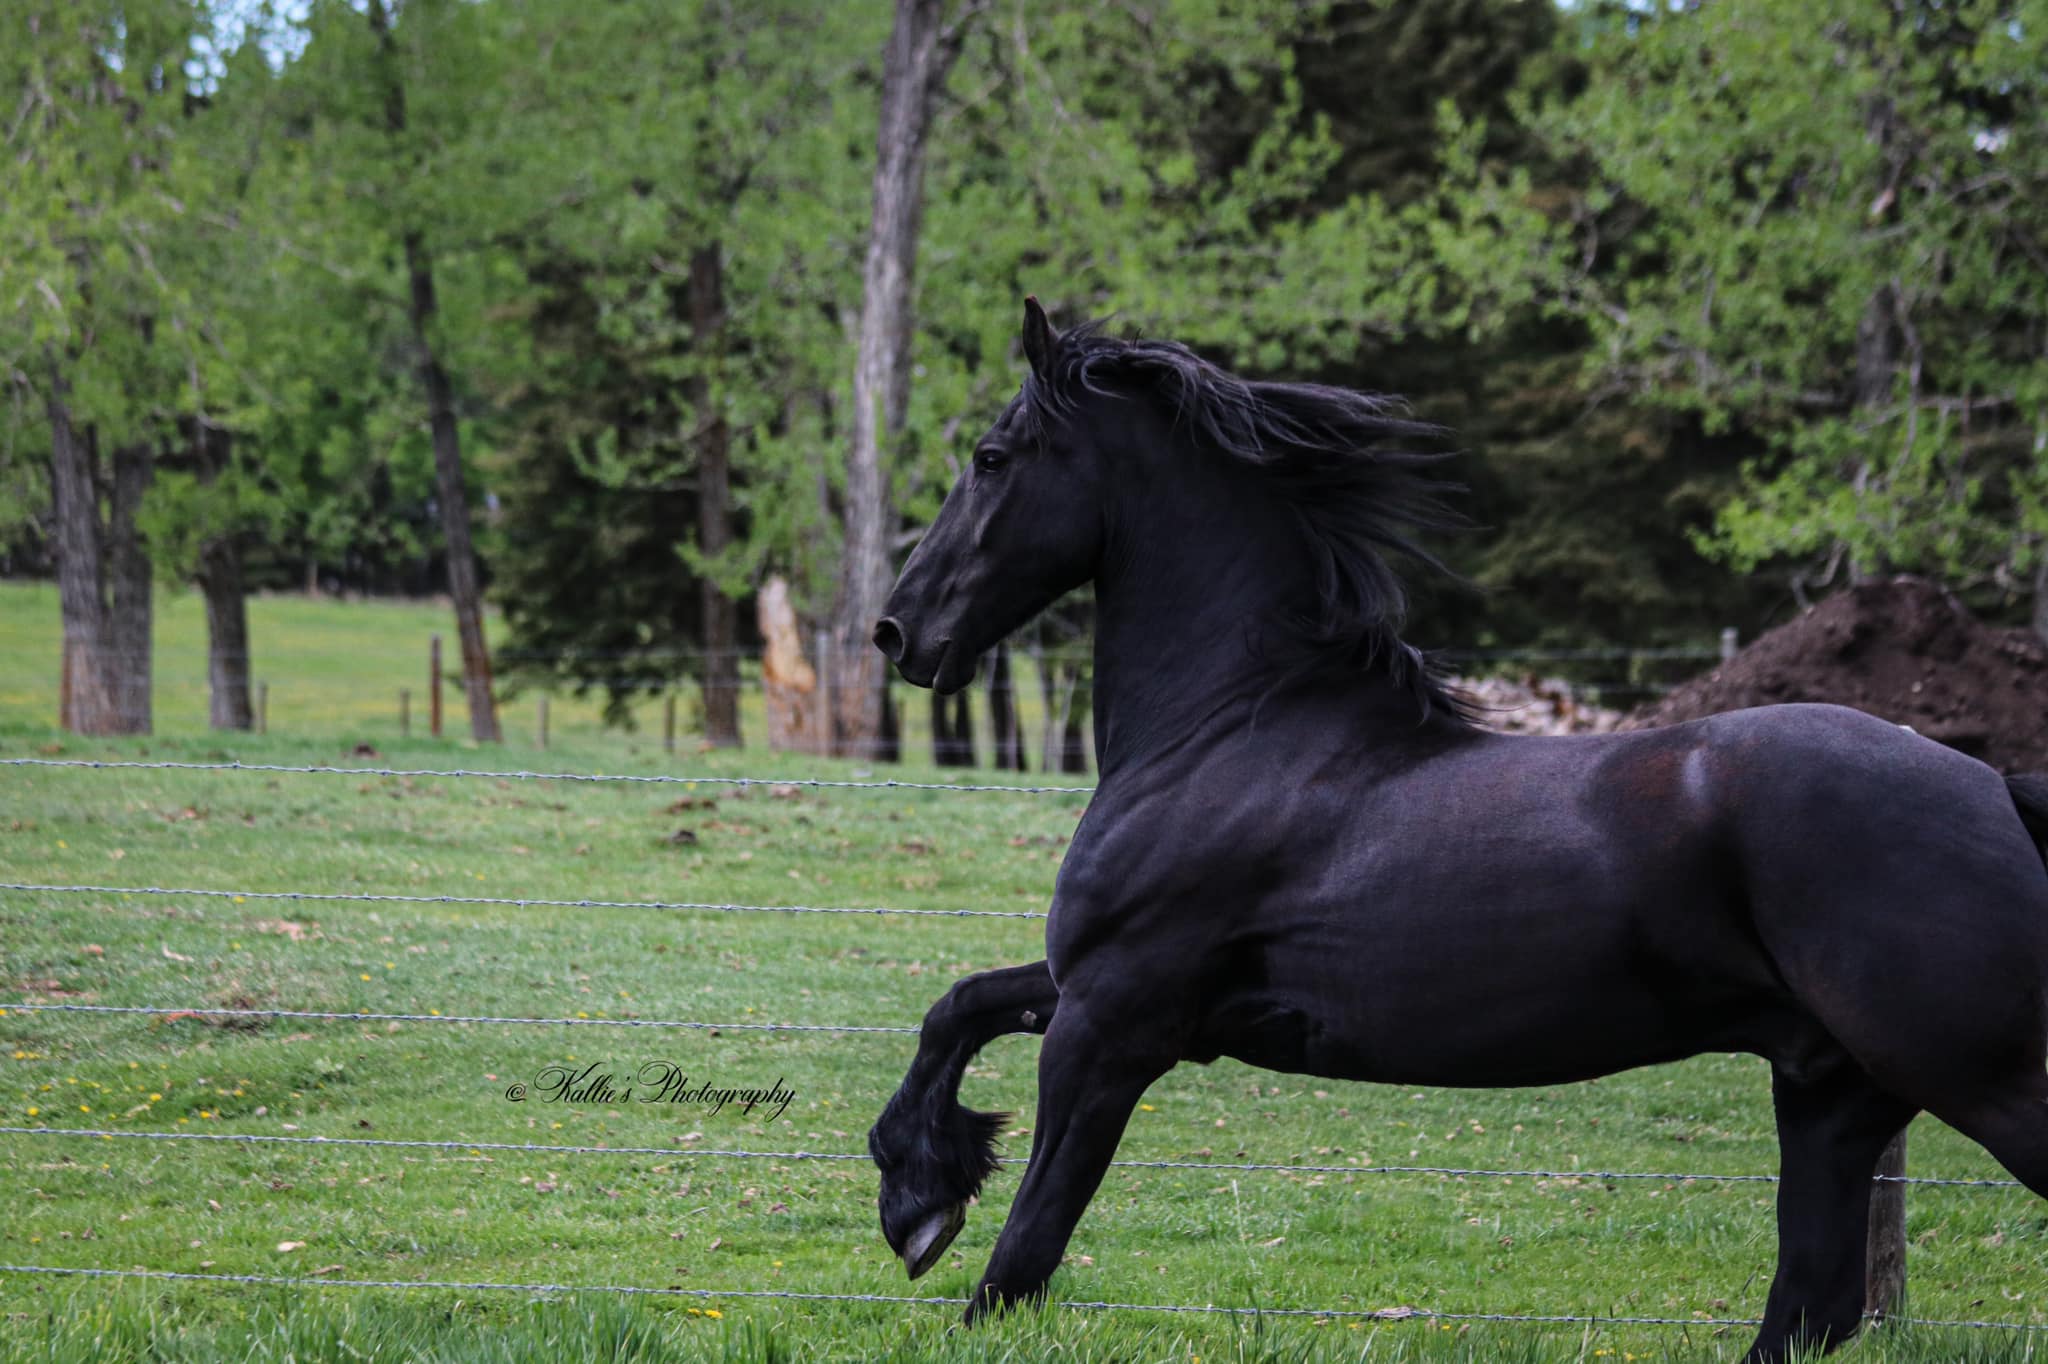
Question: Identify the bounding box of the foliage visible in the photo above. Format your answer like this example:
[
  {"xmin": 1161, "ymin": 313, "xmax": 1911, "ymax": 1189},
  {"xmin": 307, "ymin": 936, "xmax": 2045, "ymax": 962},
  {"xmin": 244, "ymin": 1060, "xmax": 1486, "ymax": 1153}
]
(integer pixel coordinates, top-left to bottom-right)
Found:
[{"xmin": 1444, "ymin": 0, "xmax": 2048, "ymax": 602}]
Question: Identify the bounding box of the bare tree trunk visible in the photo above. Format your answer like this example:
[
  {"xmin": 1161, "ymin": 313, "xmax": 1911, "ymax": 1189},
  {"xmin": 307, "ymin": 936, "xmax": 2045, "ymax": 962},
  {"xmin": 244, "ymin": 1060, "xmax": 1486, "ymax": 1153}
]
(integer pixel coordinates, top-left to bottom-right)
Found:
[
  {"xmin": 930, "ymin": 688, "xmax": 973, "ymax": 766},
  {"xmin": 688, "ymin": 241, "xmax": 742, "ymax": 749},
  {"xmin": 46, "ymin": 368, "xmax": 119, "ymax": 735},
  {"xmin": 830, "ymin": 0, "xmax": 975, "ymax": 759},
  {"xmin": 1036, "ymin": 643, "xmax": 1065, "ymax": 773},
  {"xmin": 372, "ymin": 0, "xmax": 499, "ymax": 743},
  {"xmin": 1061, "ymin": 678, "xmax": 1090, "ymax": 774},
  {"xmin": 403, "ymin": 232, "xmax": 500, "ymax": 743},
  {"xmin": 988, "ymin": 640, "xmax": 1025, "ymax": 771},
  {"xmin": 2033, "ymin": 560, "xmax": 2048, "ymax": 648},
  {"xmin": 198, "ymin": 535, "xmax": 252, "ymax": 729},
  {"xmin": 190, "ymin": 425, "xmax": 253, "ymax": 730},
  {"xmin": 107, "ymin": 441, "xmax": 154, "ymax": 733}
]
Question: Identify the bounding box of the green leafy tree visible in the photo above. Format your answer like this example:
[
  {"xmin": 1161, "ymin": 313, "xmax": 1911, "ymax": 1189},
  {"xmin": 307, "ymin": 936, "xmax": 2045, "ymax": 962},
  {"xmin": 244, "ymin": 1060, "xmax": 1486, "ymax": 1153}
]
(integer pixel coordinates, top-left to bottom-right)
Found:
[
  {"xmin": 1447, "ymin": 0, "xmax": 2048, "ymax": 631},
  {"xmin": 1, "ymin": 1, "xmax": 222, "ymax": 733},
  {"xmin": 484, "ymin": 0, "xmax": 880, "ymax": 736}
]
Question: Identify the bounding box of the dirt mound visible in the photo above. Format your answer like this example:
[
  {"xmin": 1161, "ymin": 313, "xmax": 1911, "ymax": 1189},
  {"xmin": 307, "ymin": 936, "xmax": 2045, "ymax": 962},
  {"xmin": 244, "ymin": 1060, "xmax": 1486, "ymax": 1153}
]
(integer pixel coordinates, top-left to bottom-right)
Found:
[{"xmin": 1625, "ymin": 577, "xmax": 2048, "ymax": 774}]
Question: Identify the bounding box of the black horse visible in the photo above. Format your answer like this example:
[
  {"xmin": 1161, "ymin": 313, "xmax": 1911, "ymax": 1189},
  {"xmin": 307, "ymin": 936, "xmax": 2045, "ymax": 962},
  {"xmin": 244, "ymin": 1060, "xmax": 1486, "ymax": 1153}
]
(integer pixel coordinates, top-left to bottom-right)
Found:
[{"xmin": 866, "ymin": 299, "xmax": 2048, "ymax": 1361}]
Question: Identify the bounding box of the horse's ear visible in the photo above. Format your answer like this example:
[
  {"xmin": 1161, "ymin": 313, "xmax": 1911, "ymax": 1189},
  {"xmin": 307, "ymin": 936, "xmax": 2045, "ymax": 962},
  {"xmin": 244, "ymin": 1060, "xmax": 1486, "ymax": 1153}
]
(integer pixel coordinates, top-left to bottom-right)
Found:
[{"xmin": 1022, "ymin": 296, "xmax": 1057, "ymax": 382}]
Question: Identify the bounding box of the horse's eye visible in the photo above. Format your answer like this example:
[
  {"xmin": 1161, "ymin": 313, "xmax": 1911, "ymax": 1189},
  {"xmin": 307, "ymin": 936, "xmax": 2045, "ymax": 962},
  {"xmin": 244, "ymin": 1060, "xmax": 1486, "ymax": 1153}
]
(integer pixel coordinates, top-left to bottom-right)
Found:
[{"xmin": 974, "ymin": 447, "xmax": 1008, "ymax": 474}]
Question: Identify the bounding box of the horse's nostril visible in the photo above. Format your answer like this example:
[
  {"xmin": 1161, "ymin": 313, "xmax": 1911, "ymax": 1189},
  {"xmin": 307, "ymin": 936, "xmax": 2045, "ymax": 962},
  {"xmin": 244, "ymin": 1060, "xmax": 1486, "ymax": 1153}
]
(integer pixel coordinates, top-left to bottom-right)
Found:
[{"xmin": 873, "ymin": 617, "xmax": 908, "ymax": 663}]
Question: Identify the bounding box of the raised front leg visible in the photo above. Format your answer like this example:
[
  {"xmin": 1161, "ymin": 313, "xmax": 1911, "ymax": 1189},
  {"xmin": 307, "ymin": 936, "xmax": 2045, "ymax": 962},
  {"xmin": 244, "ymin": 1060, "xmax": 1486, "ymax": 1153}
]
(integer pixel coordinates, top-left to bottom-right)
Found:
[
  {"xmin": 870, "ymin": 960, "xmax": 1059, "ymax": 1278},
  {"xmin": 965, "ymin": 995, "xmax": 1180, "ymax": 1323}
]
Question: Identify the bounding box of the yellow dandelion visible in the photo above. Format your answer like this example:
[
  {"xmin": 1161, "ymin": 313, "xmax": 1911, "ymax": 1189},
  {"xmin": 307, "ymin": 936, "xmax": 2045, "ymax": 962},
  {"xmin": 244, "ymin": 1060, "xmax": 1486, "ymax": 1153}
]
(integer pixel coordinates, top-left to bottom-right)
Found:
[
  {"xmin": 79, "ymin": 1104, "xmax": 90, "ymax": 1112},
  {"xmin": 1139, "ymin": 1104, "xmax": 1156, "ymax": 1112},
  {"xmin": 25, "ymin": 1107, "xmax": 37, "ymax": 1117},
  {"xmin": 360, "ymin": 973, "xmax": 372, "ymax": 982},
  {"xmin": 430, "ymin": 1009, "xmax": 441, "ymax": 1017},
  {"xmin": 705, "ymin": 1310, "xmax": 722, "ymax": 1319}
]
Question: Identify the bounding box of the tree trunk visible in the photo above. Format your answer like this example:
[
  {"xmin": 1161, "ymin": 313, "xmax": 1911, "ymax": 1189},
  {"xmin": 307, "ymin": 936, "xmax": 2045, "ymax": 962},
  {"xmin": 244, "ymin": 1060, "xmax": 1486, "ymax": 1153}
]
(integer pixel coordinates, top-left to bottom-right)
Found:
[
  {"xmin": 46, "ymin": 369, "xmax": 119, "ymax": 735},
  {"xmin": 988, "ymin": 640, "xmax": 1025, "ymax": 771},
  {"xmin": 198, "ymin": 536, "xmax": 252, "ymax": 730},
  {"xmin": 191, "ymin": 423, "xmax": 252, "ymax": 730},
  {"xmin": 930, "ymin": 687, "xmax": 974, "ymax": 766},
  {"xmin": 830, "ymin": 0, "xmax": 973, "ymax": 759},
  {"xmin": 2033, "ymin": 560, "xmax": 2048, "ymax": 648},
  {"xmin": 1036, "ymin": 646, "xmax": 1058, "ymax": 773},
  {"xmin": 107, "ymin": 441, "xmax": 154, "ymax": 733},
  {"xmin": 688, "ymin": 241, "xmax": 742, "ymax": 749},
  {"xmin": 403, "ymin": 232, "xmax": 500, "ymax": 743},
  {"xmin": 372, "ymin": 0, "xmax": 500, "ymax": 743}
]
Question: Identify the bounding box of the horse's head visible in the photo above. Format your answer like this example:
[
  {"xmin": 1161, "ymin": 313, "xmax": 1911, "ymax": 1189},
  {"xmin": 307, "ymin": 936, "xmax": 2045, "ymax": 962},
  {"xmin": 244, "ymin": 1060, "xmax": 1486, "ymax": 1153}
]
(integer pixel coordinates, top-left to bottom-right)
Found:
[{"xmin": 873, "ymin": 298, "xmax": 1106, "ymax": 693}]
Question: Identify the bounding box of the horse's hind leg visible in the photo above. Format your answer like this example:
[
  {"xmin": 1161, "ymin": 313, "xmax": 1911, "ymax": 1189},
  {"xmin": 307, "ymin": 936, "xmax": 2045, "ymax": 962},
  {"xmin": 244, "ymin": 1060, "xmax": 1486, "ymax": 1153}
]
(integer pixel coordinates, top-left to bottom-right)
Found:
[
  {"xmin": 1748, "ymin": 1056, "xmax": 1917, "ymax": 1364},
  {"xmin": 870, "ymin": 960, "xmax": 1058, "ymax": 1278},
  {"xmin": 1919, "ymin": 1069, "xmax": 2048, "ymax": 1199}
]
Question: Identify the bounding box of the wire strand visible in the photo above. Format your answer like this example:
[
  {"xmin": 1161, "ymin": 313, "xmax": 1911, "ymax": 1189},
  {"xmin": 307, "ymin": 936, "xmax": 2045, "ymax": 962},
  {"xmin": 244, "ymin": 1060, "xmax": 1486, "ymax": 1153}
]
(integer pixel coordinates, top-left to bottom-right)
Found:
[
  {"xmin": 0, "ymin": 1125, "xmax": 2020, "ymax": 1187},
  {"xmin": 0, "ymin": 757, "xmax": 1095, "ymax": 794},
  {"xmin": 0, "ymin": 1001, "xmax": 918, "ymax": 1034},
  {"xmin": 4, "ymin": 1262, "xmax": 2043, "ymax": 1333},
  {"xmin": 0, "ymin": 881, "xmax": 1047, "ymax": 920}
]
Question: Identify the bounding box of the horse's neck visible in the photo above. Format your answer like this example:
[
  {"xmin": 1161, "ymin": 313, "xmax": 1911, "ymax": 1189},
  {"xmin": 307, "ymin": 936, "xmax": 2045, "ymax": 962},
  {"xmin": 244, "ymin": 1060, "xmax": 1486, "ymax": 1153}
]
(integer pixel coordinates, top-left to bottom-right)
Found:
[{"xmin": 1088, "ymin": 481, "xmax": 1322, "ymax": 774}]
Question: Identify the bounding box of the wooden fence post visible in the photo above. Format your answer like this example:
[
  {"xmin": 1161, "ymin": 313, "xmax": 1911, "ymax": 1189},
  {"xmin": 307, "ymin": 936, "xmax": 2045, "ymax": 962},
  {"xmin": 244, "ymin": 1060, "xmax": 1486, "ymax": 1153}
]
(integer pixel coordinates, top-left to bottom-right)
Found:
[
  {"xmin": 399, "ymin": 688, "xmax": 411, "ymax": 738},
  {"xmin": 664, "ymin": 693, "xmax": 677, "ymax": 755},
  {"xmin": 1720, "ymin": 626, "xmax": 1740, "ymax": 664},
  {"xmin": 256, "ymin": 681, "xmax": 269, "ymax": 736},
  {"xmin": 537, "ymin": 696, "xmax": 549, "ymax": 749},
  {"xmin": 1866, "ymin": 1131, "xmax": 1909, "ymax": 1323},
  {"xmin": 429, "ymin": 634, "xmax": 443, "ymax": 739}
]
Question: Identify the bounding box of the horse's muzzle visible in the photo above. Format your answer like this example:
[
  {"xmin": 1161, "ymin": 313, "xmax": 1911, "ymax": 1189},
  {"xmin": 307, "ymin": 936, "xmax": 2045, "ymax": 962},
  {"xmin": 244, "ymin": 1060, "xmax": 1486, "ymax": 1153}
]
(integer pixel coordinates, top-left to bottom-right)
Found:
[{"xmin": 874, "ymin": 619, "xmax": 973, "ymax": 694}]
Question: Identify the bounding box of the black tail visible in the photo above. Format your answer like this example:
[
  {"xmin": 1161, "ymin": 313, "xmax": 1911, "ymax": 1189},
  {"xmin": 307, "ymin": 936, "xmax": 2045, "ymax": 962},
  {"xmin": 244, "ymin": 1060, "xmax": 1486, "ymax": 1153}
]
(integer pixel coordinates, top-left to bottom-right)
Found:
[{"xmin": 2008, "ymin": 774, "xmax": 2048, "ymax": 863}]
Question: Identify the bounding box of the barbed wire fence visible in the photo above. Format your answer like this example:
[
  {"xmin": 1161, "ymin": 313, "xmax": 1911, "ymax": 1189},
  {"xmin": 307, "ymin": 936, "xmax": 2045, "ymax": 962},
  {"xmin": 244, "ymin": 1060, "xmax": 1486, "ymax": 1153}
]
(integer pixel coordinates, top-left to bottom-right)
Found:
[{"xmin": 4, "ymin": 755, "xmax": 2044, "ymax": 1339}]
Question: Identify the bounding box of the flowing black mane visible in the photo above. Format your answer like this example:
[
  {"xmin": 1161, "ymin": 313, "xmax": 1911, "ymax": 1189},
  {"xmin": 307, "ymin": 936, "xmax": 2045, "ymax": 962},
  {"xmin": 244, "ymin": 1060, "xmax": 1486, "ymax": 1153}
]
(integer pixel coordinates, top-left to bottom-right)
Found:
[{"xmin": 1021, "ymin": 323, "xmax": 1475, "ymax": 725}]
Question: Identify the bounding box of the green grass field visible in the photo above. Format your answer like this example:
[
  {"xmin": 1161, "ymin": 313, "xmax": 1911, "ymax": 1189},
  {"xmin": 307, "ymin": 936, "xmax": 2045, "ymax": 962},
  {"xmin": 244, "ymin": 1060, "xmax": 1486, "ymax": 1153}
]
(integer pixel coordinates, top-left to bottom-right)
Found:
[
  {"xmin": 2, "ymin": 584, "xmax": 2045, "ymax": 1362},
  {"xmin": 0, "ymin": 580, "xmax": 1076, "ymax": 764}
]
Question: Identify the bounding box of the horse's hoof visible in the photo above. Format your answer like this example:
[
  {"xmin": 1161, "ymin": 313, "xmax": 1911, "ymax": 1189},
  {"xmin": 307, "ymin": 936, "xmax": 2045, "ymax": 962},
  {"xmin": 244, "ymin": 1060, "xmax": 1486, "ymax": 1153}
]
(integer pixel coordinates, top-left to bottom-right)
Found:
[{"xmin": 902, "ymin": 1204, "xmax": 966, "ymax": 1280}]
